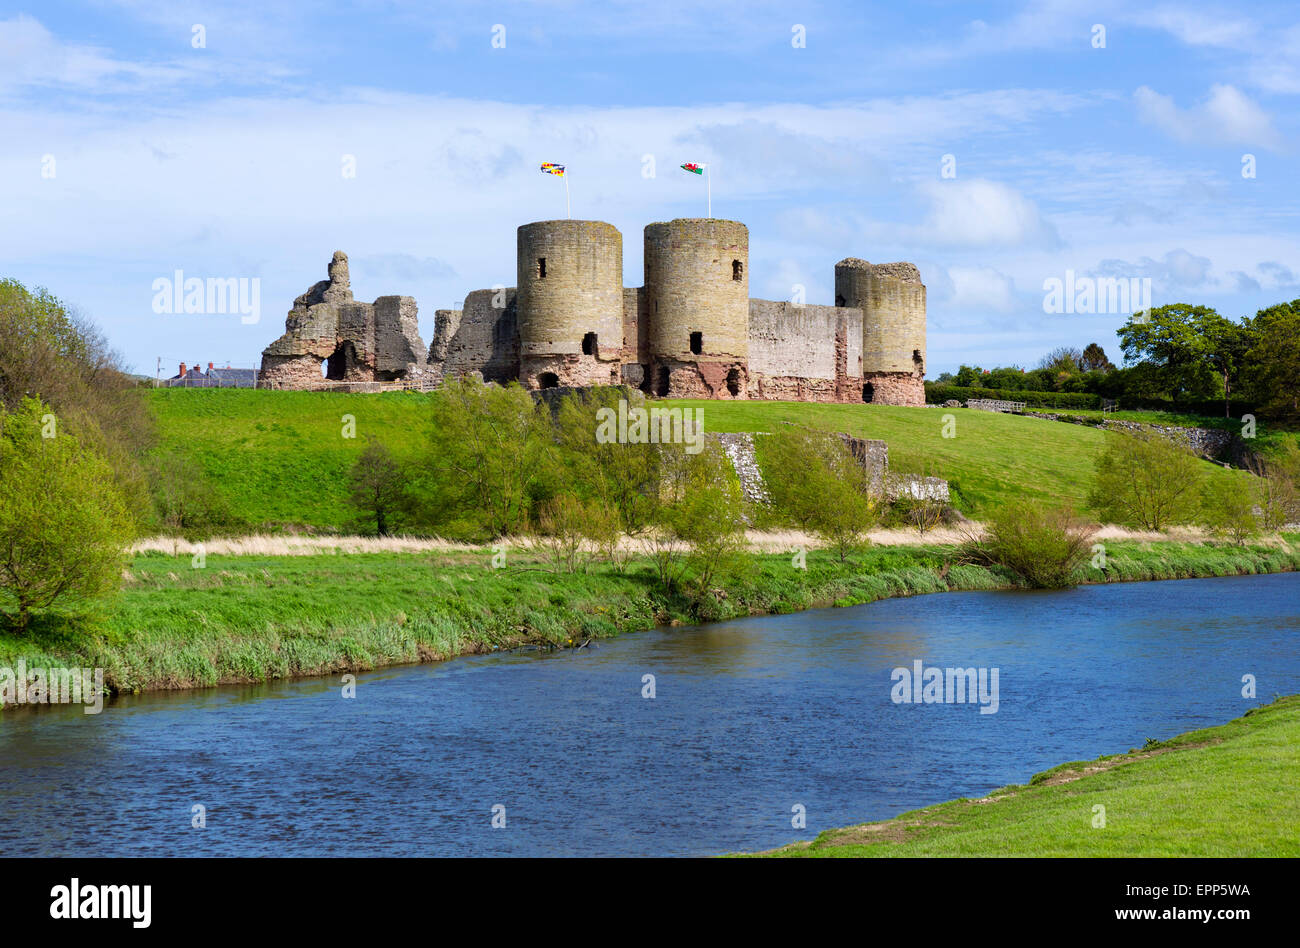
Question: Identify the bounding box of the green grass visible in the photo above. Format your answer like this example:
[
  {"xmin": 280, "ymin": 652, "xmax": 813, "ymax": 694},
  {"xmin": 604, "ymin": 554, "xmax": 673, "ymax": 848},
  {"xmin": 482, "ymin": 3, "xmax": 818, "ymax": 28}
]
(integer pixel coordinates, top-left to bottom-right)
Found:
[
  {"xmin": 664, "ymin": 399, "xmax": 1246, "ymax": 516},
  {"xmin": 148, "ymin": 389, "xmax": 1252, "ymax": 526},
  {"xmin": 2, "ymin": 538, "xmax": 1296, "ymax": 696},
  {"xmin": 758, "ymin": 694, "xmax": 1300, "ymax": 857},
  {"xmin": 147, "ymin": 388, "xmax": 435, "ymax": 529}
]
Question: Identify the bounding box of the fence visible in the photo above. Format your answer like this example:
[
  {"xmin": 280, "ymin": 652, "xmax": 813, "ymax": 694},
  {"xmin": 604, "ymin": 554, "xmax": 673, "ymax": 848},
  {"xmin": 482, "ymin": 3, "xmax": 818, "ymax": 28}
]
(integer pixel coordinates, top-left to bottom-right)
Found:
[{"xmin": 966, "ymin": 398, "xmax": 1026, "ymax": 413}]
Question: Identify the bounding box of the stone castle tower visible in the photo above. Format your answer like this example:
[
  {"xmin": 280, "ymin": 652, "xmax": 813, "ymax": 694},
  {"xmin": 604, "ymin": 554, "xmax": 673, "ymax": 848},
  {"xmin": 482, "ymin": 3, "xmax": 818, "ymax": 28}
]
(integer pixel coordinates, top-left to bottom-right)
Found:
[
  {"xmin": 835, "ymin": 258, "xmax": 927, "ymax": 406},
  {"xmin": 516, "ymin": 220, "xmax": 624, "ymax": 390},
  {"xmin": 643, "ymin": 218, "xmax": 750, "ymax": 399},
  {"xmin": 260, "ymin": 218, "xmax": 927, "ymax": 405}
]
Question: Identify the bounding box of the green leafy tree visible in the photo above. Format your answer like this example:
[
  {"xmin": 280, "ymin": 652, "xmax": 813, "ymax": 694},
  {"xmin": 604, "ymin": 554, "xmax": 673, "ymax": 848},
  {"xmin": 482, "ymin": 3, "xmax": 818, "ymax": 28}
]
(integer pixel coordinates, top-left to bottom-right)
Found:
[
  {"xmin": 1088, "ymin": 430, "xmax": 1204, "ymax": 530},
  {"xmin": 1200, "ymin": 476, "xmax": 1261, "ymax": 545},
  {"xmin": 552, "ymin": 388, "xmax": 663, "ymax": 535},
  {"xmin": 1116, "ymin": 304, "xmax": 1254, "ymax": 414},
  {"xmin": 0, "ymin": 279, "xmax": 155, "ymax": 525},
  {"xmin": 1243, "ymin": 300, "xmax": 1300, "ymax": 419},
  {"xmin": 762, "ymin": 428, "xmax": 879, "ymax": 559},
  {"xmin": 0, "ymin": 399, "xmax": 134, "ymax": 632},
  {"xmin": 1080, "ymin": 343, "xmax": 1114, "ymax": 373},
  {"xmin": 347, "ymin": 436, "xmax": 407, "ymax": 536},
  {"xmin": 415, "ymin": 377, "xmax": 552, "ymax": 538},
  {"xmin": 670, "ymin": 444, "xmax": 750, "ymax": 608}
]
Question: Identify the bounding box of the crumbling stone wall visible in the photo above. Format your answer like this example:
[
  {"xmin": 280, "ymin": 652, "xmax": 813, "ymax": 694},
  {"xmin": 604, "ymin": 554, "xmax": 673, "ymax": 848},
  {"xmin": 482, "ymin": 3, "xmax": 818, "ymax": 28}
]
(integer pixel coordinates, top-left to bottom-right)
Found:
[
  {"xmin": 259, "ymin": 251, "xmax": 429, "ymax": 388},
  {"xmin": 748, "ymin": 301, "xmax": 864, "ymax": 402},
  {"xmin": 433, "ymin": 288, "xmax": 519, "ymax": 383}
]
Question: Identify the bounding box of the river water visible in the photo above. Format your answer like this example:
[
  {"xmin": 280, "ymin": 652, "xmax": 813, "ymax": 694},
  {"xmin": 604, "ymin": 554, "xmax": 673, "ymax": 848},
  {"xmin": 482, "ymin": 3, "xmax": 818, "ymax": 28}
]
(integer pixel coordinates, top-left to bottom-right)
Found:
[{"xmin": 1, "ymin": 573, "xmax": 1296, "ymax": 856}]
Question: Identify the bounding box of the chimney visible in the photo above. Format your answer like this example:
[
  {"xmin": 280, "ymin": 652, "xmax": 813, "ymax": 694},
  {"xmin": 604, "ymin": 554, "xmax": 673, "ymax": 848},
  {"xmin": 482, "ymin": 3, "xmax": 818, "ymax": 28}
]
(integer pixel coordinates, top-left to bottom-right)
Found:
[
  {"xmin": 208, "ymin": 362, "xmax": 214, "ymax": 371},
  {"xmin": 179, "ymin": 362, "xmax": 186, "ymax": 377}
]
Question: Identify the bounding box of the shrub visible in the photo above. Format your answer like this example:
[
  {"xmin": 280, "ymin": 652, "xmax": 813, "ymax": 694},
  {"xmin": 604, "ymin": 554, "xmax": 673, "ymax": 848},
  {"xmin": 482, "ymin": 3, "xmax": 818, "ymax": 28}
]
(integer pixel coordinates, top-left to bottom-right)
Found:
[
  {"xmin": 762, "ymin": 428, "xmax": 879, "ymax": 559},
  {"xmin": 1088, "ymin": 430, "xmax": 1204, "ymax": 530},
  {"xmin": 535, "ymin": 494, "xmax": 621, "ymax": 573},
  {"xmin": 1200, "ymin": 476, "xmax": 1261, "ymax": 545},
  {"xmin": 0, "ymin": 398, "xmax": 135, "ymax": 631},
  {"xmin": 960, "ymin": 500, "xmax": 1097, "ymax": 589}
]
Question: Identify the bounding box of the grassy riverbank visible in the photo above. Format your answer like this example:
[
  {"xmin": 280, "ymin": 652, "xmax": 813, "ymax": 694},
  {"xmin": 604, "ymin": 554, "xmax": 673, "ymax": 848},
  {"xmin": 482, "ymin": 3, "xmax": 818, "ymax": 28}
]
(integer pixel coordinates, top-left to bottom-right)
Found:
[
  {"xmin": 758, "ymin": 694, "xmax": 1300, "ymax": 857},
  {"xmin": 2, "ymin": 537, "xmax": 1297, "ymax": 697}
]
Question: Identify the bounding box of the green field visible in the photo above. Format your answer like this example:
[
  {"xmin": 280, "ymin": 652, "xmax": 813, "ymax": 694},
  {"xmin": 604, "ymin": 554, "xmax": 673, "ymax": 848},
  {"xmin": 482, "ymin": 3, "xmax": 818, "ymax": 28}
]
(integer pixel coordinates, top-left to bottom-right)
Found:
[
  {"xmin": 663, "ymin": 398, "xmax": 1252, "ymax": 515},
  {"xmin": 3, "ymin": 539, "xmax": 1296, "ymax": 696},
  {"xmin": 760, "ymin": 694, "xmax": 1300, "ymax": 857},
  {"xmin": 149, "ymin": 389, "xmax": 1253, "ymax": 529},
  {"xmin": 148, "ymin": 388, "xmax": 434, "ymax": 529}
]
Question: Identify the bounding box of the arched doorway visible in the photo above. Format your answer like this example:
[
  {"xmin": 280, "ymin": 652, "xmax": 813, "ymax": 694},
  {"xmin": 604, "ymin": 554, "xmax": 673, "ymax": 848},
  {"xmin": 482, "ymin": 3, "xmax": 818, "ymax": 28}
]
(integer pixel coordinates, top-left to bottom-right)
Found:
[
  {"xmin": 538, "ymin": 372, "xmax": 560, "ymax": 389},
  {"xmin": 326, "ymin": 341, "xmax": 358, "ymax": 381}
]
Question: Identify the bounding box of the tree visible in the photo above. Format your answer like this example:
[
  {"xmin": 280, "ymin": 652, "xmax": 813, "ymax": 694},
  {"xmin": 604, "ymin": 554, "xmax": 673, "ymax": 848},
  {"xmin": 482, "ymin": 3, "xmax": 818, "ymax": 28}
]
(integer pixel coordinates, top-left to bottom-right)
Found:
[
  {"xmin": 1088, "ymin": 430, "xmax": 1204, "ymax": 530},
  {"xmin": 1079, "ymin": 343, "xmax": 1114, "ymax": 373},
  {"xmin": 0, "ymin": 399, "xmax": 134, "ymax": 632},
  {"xmin": 1116, "ymin": 304, "xmax": 1254, "ymax": 414},
  {"xmin": 1243, "ymin": 300, "xmax": 1300, "ymax": 419},
  {"xmin": 0, "ymin": 279, "xmax": 155, "ymax": 525},
  {"xmin": 762, "ymin": 428, "xmax": 879, "ymax": 558},
  {"xmin": 347, "ymin": 436, "xmax": 407, "ymax": 536},
  {"xmin": 1247, "ymin": 441, "xmax": 1300, "ymax": 530},
  {"xmin": 669, "ymin": 444, "xmax": 750, "ymax": 607},
  {"xmin": 552, "ymin": 388, "xmax": 663, "ymax": 536},
  {"xmin": 1038, "ymin": 346, "xmax": 1082, "ymax": 373},
  {"xmin": 1200, "ymin": 476, "xmax": 1261, "ymax": 545},
  {"xmin": 415, "ymin": 377, "xmax": 553, "ymax": 538}
]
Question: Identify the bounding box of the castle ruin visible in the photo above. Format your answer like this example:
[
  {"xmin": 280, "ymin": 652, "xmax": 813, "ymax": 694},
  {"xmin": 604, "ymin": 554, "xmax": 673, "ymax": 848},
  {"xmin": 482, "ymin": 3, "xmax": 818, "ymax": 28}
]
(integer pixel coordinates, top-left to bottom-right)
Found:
[{"xmin": 259, "ymin": 219, "xmax": 927, "ymax": 405}]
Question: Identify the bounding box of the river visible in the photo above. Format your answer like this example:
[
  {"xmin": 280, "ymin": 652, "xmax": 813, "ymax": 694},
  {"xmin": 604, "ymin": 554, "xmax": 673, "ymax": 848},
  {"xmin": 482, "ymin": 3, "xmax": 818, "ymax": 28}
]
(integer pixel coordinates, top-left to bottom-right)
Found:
[{"xmin": 1, "ymin": 572, "xmax": 1296, "ymax": 856}]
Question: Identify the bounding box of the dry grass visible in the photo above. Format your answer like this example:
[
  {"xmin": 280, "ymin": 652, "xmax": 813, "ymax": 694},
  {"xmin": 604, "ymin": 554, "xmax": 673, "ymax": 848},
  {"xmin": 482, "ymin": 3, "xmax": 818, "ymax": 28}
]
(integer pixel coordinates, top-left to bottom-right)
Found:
[
  {"xmin": 131, "ymin": 528, "xmax": 977, "ymax": 556},
  {"xmin": 132, "ymin": 523, "xmax": 1294, "ymax": 558}
]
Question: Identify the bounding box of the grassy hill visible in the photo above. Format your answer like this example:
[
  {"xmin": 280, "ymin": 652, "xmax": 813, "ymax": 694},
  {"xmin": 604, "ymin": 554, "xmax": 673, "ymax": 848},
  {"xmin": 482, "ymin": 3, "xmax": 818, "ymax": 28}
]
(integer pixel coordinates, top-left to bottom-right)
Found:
[
  {"xmin": 148, "ymin": 388, "xmax": 434, "ymax": 529},
  {"xmin": 148, "ymin": 389, "xmax": 1251, "ymax": 530}
]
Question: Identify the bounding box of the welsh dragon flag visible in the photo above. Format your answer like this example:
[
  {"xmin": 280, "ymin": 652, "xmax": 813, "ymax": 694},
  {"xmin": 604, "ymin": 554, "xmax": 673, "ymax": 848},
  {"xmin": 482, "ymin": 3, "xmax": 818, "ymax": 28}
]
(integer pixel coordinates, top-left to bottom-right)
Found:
[{"xmin": 681, "ymin": 162, "xmax": 706, "ymax": 174}]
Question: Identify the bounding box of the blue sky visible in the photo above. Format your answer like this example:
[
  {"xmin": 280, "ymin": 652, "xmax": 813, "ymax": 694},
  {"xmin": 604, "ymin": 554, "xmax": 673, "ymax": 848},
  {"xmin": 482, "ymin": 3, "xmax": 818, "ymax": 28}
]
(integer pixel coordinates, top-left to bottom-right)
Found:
[{"xmin": 2, "ymin": 0, "xmax": 1297, "ymax": 377}]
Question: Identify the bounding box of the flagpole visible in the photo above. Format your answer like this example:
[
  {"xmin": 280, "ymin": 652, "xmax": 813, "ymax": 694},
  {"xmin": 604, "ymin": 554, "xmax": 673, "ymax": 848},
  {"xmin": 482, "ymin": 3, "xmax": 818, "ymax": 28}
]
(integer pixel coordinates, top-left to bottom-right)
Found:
[
  {"xmin": 565, "ymin": 173, "xmax": 571, "ymax": 219},
  {"xmin": 707, "ymin": 165, "xmax": 711, "ymax": 218}
]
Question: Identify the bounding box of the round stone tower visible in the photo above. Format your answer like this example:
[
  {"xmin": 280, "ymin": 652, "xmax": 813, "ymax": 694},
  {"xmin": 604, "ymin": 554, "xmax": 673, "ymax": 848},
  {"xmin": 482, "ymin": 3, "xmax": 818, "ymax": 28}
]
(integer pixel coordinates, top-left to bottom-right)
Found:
[
  {"xmin": 516, "ymin": 220, "xmax": 624, "ymax": 389},
  {"xmin": 834, "ymin": 258, "xmax": 927, "ymax": 406},
  {"xmin": 643, "ymin": 218, "xmax": 749, "ymax": 398}
]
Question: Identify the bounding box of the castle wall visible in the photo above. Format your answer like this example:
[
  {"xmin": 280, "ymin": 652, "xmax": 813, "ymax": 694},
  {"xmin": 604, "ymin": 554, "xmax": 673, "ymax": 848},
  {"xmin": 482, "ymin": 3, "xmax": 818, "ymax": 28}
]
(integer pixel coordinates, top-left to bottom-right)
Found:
[
  {"xmin": 620, "ymin": 286, "xmax": 649, "ymax": 389},
  {"xmin": 440, "ymin": 288, "xmax": 519, "ymax": 383},
  {"xmin": 747, "ymin": 301, "xmax": 863, "ymax": 403},
  {"xmin": 373, "ymin": 296, "xmax": 424, "ymax": 377},
  {"xmin": 643, "ymin": 219, "xmax": 749, "ymax": 398}
]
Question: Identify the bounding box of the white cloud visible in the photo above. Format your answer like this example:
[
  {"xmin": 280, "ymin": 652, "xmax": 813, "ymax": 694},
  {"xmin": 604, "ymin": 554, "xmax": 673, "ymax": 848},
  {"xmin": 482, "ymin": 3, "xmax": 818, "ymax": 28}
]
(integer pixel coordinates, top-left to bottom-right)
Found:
[
  {"xmin": 1134, "ymin": 84, "xmax": 1284, "ymax": 149},
  {"xmin": 917, "ymin": 179, "xmax": 1059, "ymax": 249},
  {"xmin": 944, "ymin": 266, "xmax": 1020, "ymax": 312},
  {"xmin": 1093, "ymin": 249, "xmax": 1213, "ymax": 290}
]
